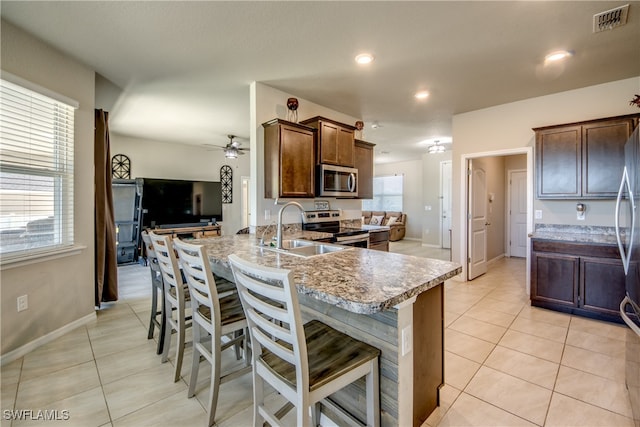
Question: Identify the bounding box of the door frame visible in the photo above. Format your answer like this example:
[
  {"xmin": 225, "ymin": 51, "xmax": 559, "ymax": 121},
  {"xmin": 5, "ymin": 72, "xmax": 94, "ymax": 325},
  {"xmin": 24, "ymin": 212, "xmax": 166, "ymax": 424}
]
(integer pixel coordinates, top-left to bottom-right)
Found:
[
  {"xmin": 440, "ymin": 160, "xmax": 452, "ymax": 249},
  {"xmin": 459, "ymin": 147, "xmax": 533, "ymax": 292},
  {"xmin": 507, "ymin": 168, "xmax": 527, "ymax": 258}
]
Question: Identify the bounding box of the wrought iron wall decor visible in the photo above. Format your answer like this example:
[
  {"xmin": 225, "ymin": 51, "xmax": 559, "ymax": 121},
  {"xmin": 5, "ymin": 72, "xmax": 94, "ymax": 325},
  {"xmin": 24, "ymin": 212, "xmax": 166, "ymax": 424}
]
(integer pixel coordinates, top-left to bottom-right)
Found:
[
  {"xmin": 220, "ymin": 165, "xmax": 233, "ymax": 203},
  {"xmin": 111, "ymin": 154, "xmax": 131, "ymax": 179}
]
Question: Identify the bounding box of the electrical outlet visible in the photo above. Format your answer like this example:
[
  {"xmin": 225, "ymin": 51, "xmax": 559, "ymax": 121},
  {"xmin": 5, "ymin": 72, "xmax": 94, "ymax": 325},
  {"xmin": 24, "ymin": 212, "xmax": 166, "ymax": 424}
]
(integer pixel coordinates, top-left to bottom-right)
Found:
[
  {"xmin": 17, "ymin": 295, "xmax": 28, "ymax": 312},
  {"xmin": 535, "ymin": 210, "xmax": 543, "ymax": 219},
  {"xmin": 401, "ymin": 325, "xmax": 412, "ymax": 356},
  {"xmin": 264, "ymin": 209, "xmax": 271, "ymax": 221}
]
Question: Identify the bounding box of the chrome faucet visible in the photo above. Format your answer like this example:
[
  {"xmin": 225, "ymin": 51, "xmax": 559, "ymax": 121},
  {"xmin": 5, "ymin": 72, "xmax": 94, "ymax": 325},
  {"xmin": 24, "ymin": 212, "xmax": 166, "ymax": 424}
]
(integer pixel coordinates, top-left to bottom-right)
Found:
[{"xmin": 276, "ymin": 201, "xmax": 304, "ymax": 250}]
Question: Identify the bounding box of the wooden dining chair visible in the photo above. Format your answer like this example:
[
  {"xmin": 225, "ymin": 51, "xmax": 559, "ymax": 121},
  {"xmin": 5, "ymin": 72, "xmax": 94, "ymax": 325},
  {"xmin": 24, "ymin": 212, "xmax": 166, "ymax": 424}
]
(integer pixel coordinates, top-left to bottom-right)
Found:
[
  {"xmin": 148, "ymin": 231, "xmax": 191, "ymax": 382},
  {"xmin": 173, "ymin": 238, "xmax": 251, "ymax": 427},
  {"xmin": 228, "ymin": 254, "xmax": 381, "ymax": 427},
  {"xmin": 141, "ymin": 230, "xmax": 166, "ymax": 355}
]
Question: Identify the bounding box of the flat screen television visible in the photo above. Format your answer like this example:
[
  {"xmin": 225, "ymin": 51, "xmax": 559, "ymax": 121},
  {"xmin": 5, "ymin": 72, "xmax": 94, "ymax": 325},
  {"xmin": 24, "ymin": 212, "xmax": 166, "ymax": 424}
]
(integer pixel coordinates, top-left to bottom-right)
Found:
[{"xmin": 138, "ymin": 178, "xmax": 223, "ymax": 228}]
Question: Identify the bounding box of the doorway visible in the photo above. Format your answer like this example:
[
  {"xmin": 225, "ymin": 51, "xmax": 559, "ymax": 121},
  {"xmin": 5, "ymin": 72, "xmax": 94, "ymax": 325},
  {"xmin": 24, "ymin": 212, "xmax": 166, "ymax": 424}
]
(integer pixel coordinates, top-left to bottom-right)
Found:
[
  {"xmin": 241, "ymin": 176, "xmax": 250, "ymax": 229},
  {"xmin": 460, "ymin": 148, "xmax": 533, "ymax": 288},
  {"xmin": 508, "ymin": 169, "xmax": 527, "ymax": 258},
  {"xmin": 440, "ymin": 160, "xmax": 452, "ymax": 249}
]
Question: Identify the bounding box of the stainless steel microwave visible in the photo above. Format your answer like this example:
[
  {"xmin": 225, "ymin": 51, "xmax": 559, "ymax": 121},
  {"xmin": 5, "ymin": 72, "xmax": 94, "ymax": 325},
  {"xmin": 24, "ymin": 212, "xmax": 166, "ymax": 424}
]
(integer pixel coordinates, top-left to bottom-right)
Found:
[{"xmin": 317, "ymin": 164, "xmax": 358, "ymax": 197}]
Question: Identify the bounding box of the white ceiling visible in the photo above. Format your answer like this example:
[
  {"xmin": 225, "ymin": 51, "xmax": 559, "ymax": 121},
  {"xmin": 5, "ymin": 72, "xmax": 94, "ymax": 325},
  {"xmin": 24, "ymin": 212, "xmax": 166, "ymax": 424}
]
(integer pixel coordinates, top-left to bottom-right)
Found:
[{"xmin": 2, "ymin": 1, "xmax": 639, "ymax": 163}]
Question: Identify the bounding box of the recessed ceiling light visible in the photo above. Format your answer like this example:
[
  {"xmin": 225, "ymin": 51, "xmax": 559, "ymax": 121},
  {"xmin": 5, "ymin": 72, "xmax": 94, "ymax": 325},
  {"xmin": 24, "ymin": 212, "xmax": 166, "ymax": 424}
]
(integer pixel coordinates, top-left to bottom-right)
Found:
[
  {"xmin": 545, "ymin": 50, "xmax": 574, "ymax": 62},
  {"xmin": 415, "ymin": 91, "xmax": 430, "ymax": 100},
  {"xmin": 355, "ymin": 53, "xmax": 374, "ymax": 65}
]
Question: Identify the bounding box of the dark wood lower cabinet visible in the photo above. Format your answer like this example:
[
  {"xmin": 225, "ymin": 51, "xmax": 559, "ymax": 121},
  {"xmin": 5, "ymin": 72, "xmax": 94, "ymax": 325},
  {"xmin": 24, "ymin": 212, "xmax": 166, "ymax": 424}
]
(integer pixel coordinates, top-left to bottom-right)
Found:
[{"xmin": 531, "ymin": 238, "xmax": 630, "ymax": 323}]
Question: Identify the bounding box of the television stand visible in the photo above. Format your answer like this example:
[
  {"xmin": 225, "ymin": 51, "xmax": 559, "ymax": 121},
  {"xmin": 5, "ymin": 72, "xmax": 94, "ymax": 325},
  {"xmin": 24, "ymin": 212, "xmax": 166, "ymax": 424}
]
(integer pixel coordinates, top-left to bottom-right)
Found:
[{"xmin": 148, "ymin": 224, "xmax": 221, "ymax": 240}]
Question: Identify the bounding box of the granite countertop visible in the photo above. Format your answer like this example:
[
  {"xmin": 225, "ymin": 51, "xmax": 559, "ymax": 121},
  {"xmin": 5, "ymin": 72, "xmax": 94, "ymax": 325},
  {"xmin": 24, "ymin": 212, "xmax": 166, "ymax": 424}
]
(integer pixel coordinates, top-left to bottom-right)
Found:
[
  {"xmin": 530, "ymin": 224, "xmax": 622, "ymax": 245},
  {"xmin": 195, "ymin": 234, "xmax": 461, "ymax": 315}
]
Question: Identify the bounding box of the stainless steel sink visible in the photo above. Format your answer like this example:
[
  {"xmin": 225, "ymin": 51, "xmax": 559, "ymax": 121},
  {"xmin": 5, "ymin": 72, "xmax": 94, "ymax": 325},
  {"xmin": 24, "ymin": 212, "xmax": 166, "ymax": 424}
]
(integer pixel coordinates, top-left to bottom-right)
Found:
[
  {"xmin": 258, "ymin": 239, "xmax": 350, "ymax": 258},
  {"xmin": 279, "ymin": 239, "xmax": 315, "ymax": 249}
]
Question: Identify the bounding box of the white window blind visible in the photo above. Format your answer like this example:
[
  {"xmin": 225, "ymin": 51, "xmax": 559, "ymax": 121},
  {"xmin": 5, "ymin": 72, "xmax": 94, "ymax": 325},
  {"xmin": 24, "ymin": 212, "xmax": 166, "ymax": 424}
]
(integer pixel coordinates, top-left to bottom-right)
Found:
[
  {"xmin": 362, "ymin": 175, "xmax": 403, "ymax": 211},
  {"xmin": 0, "ymin": 77, "xmax": 76, "ymax": 259}
]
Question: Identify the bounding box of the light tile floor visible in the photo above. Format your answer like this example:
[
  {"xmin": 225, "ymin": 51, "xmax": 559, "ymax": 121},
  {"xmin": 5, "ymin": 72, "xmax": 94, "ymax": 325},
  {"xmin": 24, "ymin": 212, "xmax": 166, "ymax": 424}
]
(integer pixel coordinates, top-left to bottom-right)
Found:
[{"xmin": 1, "ymin": 240, "xmax": 634, "ymax": 426}]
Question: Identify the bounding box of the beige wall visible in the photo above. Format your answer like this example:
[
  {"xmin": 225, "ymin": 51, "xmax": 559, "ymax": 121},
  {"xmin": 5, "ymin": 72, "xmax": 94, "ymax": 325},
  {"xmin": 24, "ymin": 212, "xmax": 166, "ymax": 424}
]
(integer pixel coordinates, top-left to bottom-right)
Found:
[
  {"xmin": 251, "ymin": 83, "xmax": 362, "ymax": 226},
  {"xmin": 452, "ymin": 76, "xmax": 640, "ymax": 267},
  {"xmin": 1, "ymin": 20, "xmax": 96, "ymax": 356},
  {"xmin": 109, "ymin": 134, "xmax": 250, "ymax": 236}
]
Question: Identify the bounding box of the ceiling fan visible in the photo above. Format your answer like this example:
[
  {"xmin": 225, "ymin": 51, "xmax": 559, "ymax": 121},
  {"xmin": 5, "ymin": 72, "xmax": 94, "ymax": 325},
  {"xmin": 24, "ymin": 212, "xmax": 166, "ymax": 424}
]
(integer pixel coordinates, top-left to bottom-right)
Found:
[{"xmin": 205, "ymin": 135, "xmax": 249, "ymax": 158}]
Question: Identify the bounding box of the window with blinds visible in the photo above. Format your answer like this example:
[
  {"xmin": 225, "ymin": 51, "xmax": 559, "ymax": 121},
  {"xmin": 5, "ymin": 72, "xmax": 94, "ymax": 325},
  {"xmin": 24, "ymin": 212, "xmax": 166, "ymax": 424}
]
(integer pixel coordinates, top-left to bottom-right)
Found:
[
  {"xmin": 362, "ymin": 174, "xmax": 403, "ymax": 212},
  {"xmin": 0, "ymin": 77, "xmax": 76, "ymax": 259}
]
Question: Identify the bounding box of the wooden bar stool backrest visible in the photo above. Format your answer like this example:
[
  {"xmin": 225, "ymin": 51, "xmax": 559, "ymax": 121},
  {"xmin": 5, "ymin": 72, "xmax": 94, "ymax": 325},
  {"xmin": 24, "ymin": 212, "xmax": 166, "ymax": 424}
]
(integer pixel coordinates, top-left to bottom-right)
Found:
[
  {"xmin": 148, "ymin": 231, "xmax": 189, "ymax": 382},
  {"xmin": 229, "ymin": 254, "xmax": 380, "ymax": 427},
  {"xmin": 141, "ymin": 230, "xmax": 165, "ymax": 353}
]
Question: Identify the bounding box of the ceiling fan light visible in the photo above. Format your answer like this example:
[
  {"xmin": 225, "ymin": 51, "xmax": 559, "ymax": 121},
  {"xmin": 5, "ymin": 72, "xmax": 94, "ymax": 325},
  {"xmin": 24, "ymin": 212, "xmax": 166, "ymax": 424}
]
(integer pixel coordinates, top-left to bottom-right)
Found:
[
  {"xmin": 225, "ymin": 148, "xmax": 238, "ymax": 159},
  {"xmin": 427, "ymin": 143, "xmax": 445, "ymax": 154}
]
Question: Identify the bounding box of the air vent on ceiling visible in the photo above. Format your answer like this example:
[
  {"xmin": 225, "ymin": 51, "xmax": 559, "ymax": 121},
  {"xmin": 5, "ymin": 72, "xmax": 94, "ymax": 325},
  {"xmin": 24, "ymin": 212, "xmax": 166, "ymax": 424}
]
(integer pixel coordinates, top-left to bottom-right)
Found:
[{"xmin": 593, "ymin": 4, "xmax": 629, "ymax": 32}]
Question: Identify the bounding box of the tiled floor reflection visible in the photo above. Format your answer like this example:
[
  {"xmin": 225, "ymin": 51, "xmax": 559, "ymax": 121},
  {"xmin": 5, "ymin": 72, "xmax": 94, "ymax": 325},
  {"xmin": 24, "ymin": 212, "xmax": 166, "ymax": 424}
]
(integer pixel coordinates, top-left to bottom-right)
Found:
[{"xmin": 1, "ymin": 241, "xmax": 634, "ymax": 426}]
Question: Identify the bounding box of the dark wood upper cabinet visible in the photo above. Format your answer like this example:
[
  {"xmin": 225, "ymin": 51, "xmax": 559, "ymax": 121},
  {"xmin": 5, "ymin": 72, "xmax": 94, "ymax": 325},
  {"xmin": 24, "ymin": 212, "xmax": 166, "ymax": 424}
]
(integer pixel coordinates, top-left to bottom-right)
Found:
[
  {"xmin": 354, "ymin": 139, "xmax": 375, "ymax": 199},
  {"xmin": 262, "ymin": 119, "xmax": 315, "ymax": 199},
  {"xmin": 534, "ymin": 114, "xmax": 639, "ymax": 199},
  {"xmin": 300, "ymin": 116, "xmax": 356, "ymax": 167}
]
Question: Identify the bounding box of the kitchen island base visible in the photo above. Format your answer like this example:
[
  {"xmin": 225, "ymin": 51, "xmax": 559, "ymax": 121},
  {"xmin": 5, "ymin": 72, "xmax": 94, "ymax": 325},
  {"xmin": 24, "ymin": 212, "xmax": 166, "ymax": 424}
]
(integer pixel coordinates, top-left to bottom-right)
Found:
[{"xmin": 298, "ymin": 283, "xmax": 443, "ymax": 427}]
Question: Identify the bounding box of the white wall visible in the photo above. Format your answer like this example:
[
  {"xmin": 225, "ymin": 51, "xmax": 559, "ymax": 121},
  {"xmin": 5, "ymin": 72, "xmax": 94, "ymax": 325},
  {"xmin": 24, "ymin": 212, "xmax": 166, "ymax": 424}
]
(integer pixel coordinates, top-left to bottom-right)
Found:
[
  {"xmin": 1, "ymin": 20, "xmax": 96, "ymax": 355},
  {"xmin": 251, "ymin": 83, "xmax": 362, "ymax": 226},
  {"xmin": 110, "ymin": 134, "xmax": 250, "ymax": 236},
  {"xmin": 375, "ymin": 160, "xmax": 424, "ymax": 240},
  {"xmin": 452, "ymin": 77, "xmax": 640, "ymax": 265}
]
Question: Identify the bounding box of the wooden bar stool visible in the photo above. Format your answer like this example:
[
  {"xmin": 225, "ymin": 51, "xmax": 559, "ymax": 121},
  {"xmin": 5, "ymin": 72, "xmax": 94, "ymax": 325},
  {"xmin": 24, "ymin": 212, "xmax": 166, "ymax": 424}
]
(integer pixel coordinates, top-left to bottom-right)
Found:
[
  {"xmin": 173, "ymin": 238, "xmax": 251, "ymax": 427},
  {"xmin": 141, "ymin": 230, "xmax": 166, "ymax": 355},
  {"xmin": 229, "ymin": 254, "xmax": 381, "ymax": 427},
  {"xmin": 148, "ymin": 231, "xmax": 191, "ymax": 382}
]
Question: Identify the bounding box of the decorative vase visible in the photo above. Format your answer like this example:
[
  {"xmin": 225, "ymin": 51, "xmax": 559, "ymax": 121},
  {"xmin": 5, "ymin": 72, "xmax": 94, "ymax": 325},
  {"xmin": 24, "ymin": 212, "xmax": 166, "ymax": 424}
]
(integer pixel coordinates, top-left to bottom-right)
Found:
[
  {"xmin": 286, "ymin": 97, "xmax": 299, "ymax": 122},
  {"xmin": 355, "ymin": 120, "xmax": 364, "ymax": 139}
]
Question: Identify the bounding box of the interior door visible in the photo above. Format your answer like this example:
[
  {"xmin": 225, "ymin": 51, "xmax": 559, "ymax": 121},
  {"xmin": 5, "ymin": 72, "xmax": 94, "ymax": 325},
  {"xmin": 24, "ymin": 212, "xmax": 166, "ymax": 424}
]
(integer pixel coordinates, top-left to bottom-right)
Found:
[
  {"xmin": 509, "ymin": 170, "xmax": 527, "ymax": 258},
  {"xmin": 468, "ymin": 161, "xmax": 488, "ymax": 280},
  {"xmin": 441, "ymin": 161, "xmax": 452, "ymax": 249}
]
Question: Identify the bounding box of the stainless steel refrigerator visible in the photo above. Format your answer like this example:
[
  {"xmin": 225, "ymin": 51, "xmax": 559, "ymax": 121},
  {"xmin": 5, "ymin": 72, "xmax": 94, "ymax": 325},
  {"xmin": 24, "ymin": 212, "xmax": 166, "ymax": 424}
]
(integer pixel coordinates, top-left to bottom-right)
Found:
[{"xmin": 617, "ymin": 125, "xmax": 640, "ymax": 427}]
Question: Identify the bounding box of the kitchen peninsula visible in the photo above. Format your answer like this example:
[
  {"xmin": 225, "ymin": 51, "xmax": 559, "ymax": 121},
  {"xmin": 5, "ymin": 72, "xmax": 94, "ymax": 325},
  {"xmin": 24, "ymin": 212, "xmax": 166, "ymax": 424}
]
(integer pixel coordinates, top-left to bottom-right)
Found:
[{"xmin": 196, "ymin": 233, "xmax": 461, "ymax": 427}]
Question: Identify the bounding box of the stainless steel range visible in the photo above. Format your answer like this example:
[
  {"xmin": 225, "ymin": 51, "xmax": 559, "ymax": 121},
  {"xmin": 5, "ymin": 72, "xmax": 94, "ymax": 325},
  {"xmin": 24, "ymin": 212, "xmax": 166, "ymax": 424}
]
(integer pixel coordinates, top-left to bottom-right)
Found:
[{"xmin": 302, "ymin": 209, "xmax": 369, "ymax": 248}]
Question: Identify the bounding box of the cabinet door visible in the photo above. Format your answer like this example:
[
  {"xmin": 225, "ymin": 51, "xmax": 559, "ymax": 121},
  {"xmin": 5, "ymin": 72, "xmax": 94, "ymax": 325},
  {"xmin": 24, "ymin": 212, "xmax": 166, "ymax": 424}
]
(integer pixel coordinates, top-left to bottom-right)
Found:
[
  {"xmin": 280, "ymin": 124, "xmax": 315, "ymax": 197},
  {"xmin": 318, "ymin": 121, "xmax": 339, "ymax": 165},
  {"xmin": 337, "ymin": 127, "xmax": 355, "ymax": 167},
  {"xmin": 580, "ymin": 256, "xmax": 627, "ymax": 316},
  {"xmin": 582, "ymin": 119, "xmax": 634, "ymax": 198},
  {"xmin": 536, "ymin": 125, "xmax": 581, "ymax": 198},
  {"xmin": 355, "ymin": 140, "xmax": 374, "ymax": 199},
  {"xmin": 531, "ymin": 251, "xmax": 579, "ymax": 307},
  {"xmin": 263, "ymin": 120, "xmax": 315, "ymax": 199}
]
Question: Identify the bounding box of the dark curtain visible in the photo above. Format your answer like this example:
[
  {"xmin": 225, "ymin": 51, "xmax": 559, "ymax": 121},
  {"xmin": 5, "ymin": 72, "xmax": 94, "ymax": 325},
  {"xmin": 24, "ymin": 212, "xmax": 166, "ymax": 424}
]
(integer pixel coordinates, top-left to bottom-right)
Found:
[{"xmin": 94, "ymin": 109, "xmax": 118, "ymax": 306}]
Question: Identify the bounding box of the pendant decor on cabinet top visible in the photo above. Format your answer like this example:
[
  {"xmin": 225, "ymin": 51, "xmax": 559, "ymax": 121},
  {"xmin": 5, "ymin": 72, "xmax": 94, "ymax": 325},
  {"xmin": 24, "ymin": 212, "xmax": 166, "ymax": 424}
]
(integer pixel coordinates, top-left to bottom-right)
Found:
[{"xmin": 220, "ymin": 165, "xmax": 233, "ymax": 203}]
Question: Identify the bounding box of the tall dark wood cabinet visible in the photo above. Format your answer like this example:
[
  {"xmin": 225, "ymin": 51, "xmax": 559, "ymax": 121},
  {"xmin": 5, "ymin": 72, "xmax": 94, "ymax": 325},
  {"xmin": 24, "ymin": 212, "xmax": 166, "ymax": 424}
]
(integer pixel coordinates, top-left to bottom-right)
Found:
[
  {"xmin": 262, "ymin": 119, "xmax": 315, "ymax": 199},
  {"xmin": 300, "ymin": 116, "xmax": 356, "ymax": 167},
  {"xmin": 534, "ymin": 114, "xmax": 639, "ymax": 199},
  {"xmin": 355, "ymin": 139, "xmax": 375, "ymax": 199}
]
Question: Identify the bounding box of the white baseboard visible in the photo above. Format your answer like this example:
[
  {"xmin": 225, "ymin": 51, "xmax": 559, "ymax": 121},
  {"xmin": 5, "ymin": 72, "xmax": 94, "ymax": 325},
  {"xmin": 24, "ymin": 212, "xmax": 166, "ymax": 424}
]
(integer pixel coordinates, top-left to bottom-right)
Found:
[
  {"xmin": 487, "ymin": 253, "xmax": 505, "ymax": 266},
  {"xmin": 0, "ymin": 312, "xmax": 96, "ymax": 366}
]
